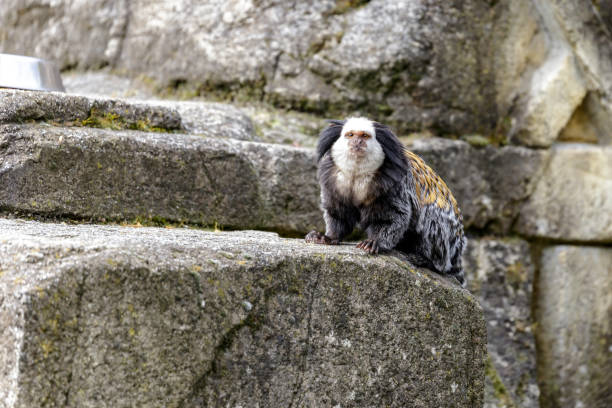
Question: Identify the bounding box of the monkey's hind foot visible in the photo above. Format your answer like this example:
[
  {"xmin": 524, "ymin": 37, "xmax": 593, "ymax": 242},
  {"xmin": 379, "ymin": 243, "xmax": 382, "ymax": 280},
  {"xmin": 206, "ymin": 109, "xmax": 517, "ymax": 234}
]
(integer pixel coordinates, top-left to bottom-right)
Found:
[
  {"xmin": 305, "ymin": 231, "xmax": 339, "ymax": 245},
  {"xmin": 356, "ymin": 239, "xmax": 380, "ymax": 254}
]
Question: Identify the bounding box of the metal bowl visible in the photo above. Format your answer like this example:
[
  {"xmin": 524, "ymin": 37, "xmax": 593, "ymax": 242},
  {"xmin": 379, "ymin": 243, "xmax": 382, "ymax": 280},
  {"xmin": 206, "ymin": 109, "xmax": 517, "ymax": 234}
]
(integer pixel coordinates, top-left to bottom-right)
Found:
[{"xmin": 0, "ymin": 53, "xmax": 65, "ymax": 92}]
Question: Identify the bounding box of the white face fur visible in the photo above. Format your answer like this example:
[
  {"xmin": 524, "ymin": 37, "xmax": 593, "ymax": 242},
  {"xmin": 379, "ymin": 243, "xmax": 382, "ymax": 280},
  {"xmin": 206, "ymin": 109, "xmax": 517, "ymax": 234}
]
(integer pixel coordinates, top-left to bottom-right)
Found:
[
  {"xmin": 330, "ymin": 117, "xmax": 385, "ymax": 203},
  {"xmin": 331, "ymin": 117, "xmax": 384, "ymax": 175}
]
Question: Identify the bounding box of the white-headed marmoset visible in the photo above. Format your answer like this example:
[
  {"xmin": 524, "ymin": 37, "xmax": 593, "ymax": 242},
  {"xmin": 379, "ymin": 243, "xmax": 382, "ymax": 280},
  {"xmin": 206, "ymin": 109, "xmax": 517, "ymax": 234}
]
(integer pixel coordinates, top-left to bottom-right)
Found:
[{"xmin": 305, "ymin": 117, "xmax": 466, "ymax": 286}]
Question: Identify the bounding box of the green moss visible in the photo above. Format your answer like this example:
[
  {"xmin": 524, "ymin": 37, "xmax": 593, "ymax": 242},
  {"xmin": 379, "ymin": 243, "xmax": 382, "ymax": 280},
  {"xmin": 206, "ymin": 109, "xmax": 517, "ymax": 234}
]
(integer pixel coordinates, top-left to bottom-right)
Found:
[
  {"xmin": 128, "ymin": 119, "xmax": 168, "ymax": 133},
  {"xmin": 156, "ymin": 75, "xmax": 267, "ymax": 104},
  {"xmin": 218, "ymin": 251, "xmax": 236, "ymax": 260},
  {"xmin": 506, "ymin": 261, "xmax": 527, "ymax": 286},
  {"xmin": 376, "ymin": 103, "xmax": 394, "ymax": 116},
  {"xmin": 48, "ymin": 213, "xmax": 212, "ymax": 233},
  {"xmin": 325, "ymin": 0, "xmax": 371, "ymax": 16},
  {"xmin": 76, "ymin": 108, "xmax": 173, "ymax": 133},
  {"xmin": 157, "ymin": 78, "xmax": 201, "ymax": 100},
  {"xmin": 287, "ymin": 275, "xmax": 304, "ymax": 295},
  {"xmin": 485, "ymin": 355, "xmax": 516, "ymax": 407},
  {"xmin": 462, "ymin": 134, "xmax": 491, "ymax": 147},
  {"xmin": 491, "ymin": 116, "xmax": 512, "ymax": 145},
  {"xmin": 81, "ymin": 109, "xmax": 121, "ymax": 130},
  {"xmin": 307, "ymin": 38, "xmax": 328, "ymax": 57}
]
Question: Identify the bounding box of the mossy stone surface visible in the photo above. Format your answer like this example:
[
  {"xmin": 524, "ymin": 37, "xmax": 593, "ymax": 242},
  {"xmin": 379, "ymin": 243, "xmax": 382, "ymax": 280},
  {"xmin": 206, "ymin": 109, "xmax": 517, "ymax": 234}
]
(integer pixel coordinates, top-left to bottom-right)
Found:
[
  {"xmin": 0, "ymin": 219, "xmax": 486, "ymax": 408},
  {"xmin": 0, "ymin": 89, "xmax": 183, "ymax": 131},
  {"xmin": 464, "ymin": 238, "xmax": 539, "ymax": 408}
]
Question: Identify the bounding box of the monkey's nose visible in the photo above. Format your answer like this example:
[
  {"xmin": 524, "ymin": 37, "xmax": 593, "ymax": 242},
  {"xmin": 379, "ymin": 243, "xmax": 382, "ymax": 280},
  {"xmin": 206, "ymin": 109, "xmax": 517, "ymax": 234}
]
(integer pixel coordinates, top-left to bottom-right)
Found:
[
  {"xmin": 350, "ymin": 140, "xmax": 366, "ymax": 150},
  {"xmin": 350, "ymin": 146, "xmax": 367, "ymax": 155}
]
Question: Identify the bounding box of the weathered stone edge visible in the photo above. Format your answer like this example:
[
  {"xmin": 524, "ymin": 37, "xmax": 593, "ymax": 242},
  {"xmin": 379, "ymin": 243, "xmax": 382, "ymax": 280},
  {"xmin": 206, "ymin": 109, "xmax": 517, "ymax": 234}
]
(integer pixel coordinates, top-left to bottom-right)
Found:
[
  {"xmin": 0, "ymin": 124, "xmax": 322, "ymax": 234},
  {"xmin": 0, "ymin": 89, "xmax": 183, "ymax": 131}
]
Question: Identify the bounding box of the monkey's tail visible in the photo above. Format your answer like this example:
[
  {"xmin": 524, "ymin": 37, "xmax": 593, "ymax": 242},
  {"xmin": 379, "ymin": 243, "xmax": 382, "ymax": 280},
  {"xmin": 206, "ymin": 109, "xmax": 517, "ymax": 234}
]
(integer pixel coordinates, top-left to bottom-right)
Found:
[{"xmin": 404, "ymin": 253, "xmax": 466, "ymax": 288}]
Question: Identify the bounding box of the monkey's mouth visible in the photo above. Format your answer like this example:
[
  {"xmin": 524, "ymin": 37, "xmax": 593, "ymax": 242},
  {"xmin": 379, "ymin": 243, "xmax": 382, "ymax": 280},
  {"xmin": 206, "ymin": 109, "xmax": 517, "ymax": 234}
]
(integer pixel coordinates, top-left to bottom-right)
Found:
[{"xmin": 349, "ymin": 147, "xmax": 367, "ymax": 157}]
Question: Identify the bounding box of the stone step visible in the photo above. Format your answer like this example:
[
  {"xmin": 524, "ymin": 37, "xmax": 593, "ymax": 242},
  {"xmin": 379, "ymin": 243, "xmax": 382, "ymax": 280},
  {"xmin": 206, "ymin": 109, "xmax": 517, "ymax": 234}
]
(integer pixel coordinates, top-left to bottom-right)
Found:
[
  {"xmin": 61, "ymin": 72, "xmax": 323, "ymax": 147},
  {"xmin": 3, "ymin": 89, "xmax": 610, "ymax": 242},
  {"xmin": 0, "ymin": 89, "xmax": 257, "ymax": 142},
  {"xmin": 0, "ymin": 89, "xmax": 182, "ymax": 131},
  {"xmin": 0, "ymin": 123, "xmax": 321, "ymax": 234},
  {"xmin": 0, "ymin": 121, "xmax": 548, "ymax": 236},
  {"xmin": 0, "ymin": 218, "xmax": 486, "ymax": 408}
]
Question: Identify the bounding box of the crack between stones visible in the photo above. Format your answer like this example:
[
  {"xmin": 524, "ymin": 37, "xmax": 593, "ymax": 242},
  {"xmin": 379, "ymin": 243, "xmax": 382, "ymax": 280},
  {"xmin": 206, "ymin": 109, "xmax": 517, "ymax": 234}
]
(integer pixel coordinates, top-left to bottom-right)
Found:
[
  {"xmin": 177, "ymin": 272, "xmax": 288, "ymax": 407},
  {"xmin": 507, "ymin": 145, "xmax": 553, "ymax": 235},
  {"xmin": 178, "ymin": 262, "xmax": 322, "ymax": 407},
  {"xmin": 108, "ymin": 0, "xmax": 132, "ymax": 68},
  {"xmin": 177, "ymin": 312, "xmax": 257, "ymax": 407},
  {"xmin": 272, "ymin": 51, "xmax": 283, "ymax": 82},
  {"xmin": 199, "ymin": 161, "xmax": 220, "ymax": 194},
  {"xmin": 505, "ymin": 148, "xmax": 553, "ymax": 239},
  {"xmin": 63, "ymin": 270, "xmax": 88, "ymax": 408},
  {"xmin": 527, "ymin": 239, "xmax": 545, "ymax": 407},
  {"xmin": 288, "ymin": 266, "xmax": 321, "ymax": 408},
  {"xmin": 589, "ymin": 1, "xmax": 612, "ymax": 41}
]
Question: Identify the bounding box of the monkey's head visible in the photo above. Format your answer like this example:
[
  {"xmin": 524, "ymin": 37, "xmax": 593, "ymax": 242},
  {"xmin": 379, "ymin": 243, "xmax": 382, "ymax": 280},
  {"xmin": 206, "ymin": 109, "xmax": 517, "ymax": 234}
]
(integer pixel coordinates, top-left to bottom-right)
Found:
[
  {"xmin": 331, "ymin": 117, "xmax": 385, "ymax": 174},
  {"xmin": 317, "ymin": 117, "xmax": 408, "ymax": 188}
]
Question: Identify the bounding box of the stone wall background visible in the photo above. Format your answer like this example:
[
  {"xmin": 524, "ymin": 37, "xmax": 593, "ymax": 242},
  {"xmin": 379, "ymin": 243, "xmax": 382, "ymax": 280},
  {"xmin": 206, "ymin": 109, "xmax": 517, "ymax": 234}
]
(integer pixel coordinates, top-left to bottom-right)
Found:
[{"xmin": 1, "ymin": 0, "xmax": 611, "ymax": 407}]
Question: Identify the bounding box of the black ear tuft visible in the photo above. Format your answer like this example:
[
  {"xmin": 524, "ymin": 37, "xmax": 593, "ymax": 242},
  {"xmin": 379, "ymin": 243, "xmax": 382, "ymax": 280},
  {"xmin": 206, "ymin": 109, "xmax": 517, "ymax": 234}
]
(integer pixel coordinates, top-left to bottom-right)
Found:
[
  {"xmin": 373, "ymin": 122, "xmax": 409, "ymax": 187},
  {"xmin": 328, "ymin": 119, "xmax": 346, "ymax": 127},
  {"xmin": 316, "ymin": 120, "xmax": 345, "ymax": 162}
]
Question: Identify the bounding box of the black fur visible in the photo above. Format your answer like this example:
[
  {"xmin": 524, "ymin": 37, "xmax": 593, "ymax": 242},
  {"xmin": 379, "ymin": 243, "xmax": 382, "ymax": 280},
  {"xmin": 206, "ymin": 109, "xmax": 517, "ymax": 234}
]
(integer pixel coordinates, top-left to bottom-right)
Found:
[
  {"xmin": 316, "ymin": 120, "xmax": 345, "ymax": 162},
  {"xmin": 371, "ymin": 122, "xmax": 409, "ymax": 194}
]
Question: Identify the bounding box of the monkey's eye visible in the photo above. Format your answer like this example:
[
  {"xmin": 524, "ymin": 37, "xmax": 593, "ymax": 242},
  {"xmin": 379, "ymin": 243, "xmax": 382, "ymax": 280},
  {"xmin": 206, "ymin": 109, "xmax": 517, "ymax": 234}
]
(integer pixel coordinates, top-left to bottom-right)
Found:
[
  {"xmin": 362, "ymin": 133, "xmax": 371, "ymax": 139},
  {"xmin": 346, "ymin": 132, "xmax": 353, "ymax": 138}
]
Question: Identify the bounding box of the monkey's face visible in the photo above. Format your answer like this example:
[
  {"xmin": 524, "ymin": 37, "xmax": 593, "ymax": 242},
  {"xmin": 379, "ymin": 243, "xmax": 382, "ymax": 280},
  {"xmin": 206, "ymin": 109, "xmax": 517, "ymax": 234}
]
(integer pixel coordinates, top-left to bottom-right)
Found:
[
  {"xmin": 345, "ymin": 130, "xmax": 371, "ymax": 156},
  {"xmin": 331, "ymin": 117, "xmax": 384, "ymax": 174}
]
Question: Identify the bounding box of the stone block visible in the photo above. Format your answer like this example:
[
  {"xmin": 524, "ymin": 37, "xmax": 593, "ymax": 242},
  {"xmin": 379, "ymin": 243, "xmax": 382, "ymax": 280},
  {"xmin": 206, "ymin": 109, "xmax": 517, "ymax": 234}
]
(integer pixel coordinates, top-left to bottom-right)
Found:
[
  {"xmin": 0, "ymin": 124, "xmax": 321, "ymax": 234},
  {"xmin": 0, "ymin": 219, "xmax": 486, "ymax": 408},
  {"xmin": 515, "ymin": 144, "xmax": 612, "ymax": 242},
  {"xmin": 536, "ymin": 246, "xmax": 612, "ymax": 408},
  {"xmin": 463, "ymin": 237, "xmax": 539, "ymax": 408}
]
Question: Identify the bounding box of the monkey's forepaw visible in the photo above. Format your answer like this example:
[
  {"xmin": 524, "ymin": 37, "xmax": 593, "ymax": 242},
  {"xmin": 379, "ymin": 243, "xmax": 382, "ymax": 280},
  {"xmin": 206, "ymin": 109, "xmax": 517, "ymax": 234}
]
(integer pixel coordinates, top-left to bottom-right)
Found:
[
  {"xmin": 356, "ymin": 239, "xmax": 380, "ymax": 254},
  {"xmin": 305, "ymin": 231, "xmax": 339, "ymax": 245}
]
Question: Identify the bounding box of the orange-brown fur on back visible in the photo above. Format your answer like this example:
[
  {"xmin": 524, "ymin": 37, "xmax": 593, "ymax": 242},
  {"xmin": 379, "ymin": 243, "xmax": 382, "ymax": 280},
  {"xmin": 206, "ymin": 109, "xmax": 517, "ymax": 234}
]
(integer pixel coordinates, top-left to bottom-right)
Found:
[{"xmin": 405, "ymin": 151, "xmax": 460, "ymax": 217}]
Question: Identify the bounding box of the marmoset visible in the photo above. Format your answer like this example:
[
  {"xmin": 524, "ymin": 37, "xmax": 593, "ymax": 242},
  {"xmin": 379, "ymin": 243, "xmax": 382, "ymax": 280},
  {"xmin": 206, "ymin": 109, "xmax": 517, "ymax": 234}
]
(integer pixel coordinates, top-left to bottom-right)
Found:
[{"xmin": 305, "ymin": 117, "xmax": 466, "ymax": 286}]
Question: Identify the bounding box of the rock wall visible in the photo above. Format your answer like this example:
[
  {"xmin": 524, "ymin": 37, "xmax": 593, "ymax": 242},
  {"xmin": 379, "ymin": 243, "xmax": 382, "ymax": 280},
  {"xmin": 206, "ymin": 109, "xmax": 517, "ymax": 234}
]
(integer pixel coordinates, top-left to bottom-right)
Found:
[
  {"xmin": 2, "ymin": 0, "xmax": 612, "ymax": 407},
  {"xmin": 1, "ymin": 0, "xmax": 495, "ymax": 134},
  {"xmin": 3, "ymin": 0, "xmax": 611, "ymax": 142},
  {"xmin": 536, "ymin": 246, "xmax": 612, "ymax": 408}
]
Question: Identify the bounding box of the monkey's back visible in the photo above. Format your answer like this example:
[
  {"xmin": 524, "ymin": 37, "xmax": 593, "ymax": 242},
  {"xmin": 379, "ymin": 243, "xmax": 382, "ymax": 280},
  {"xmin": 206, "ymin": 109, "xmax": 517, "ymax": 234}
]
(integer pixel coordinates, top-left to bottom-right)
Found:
[
  {"xmin": 405, "ymin": 151, "xmax": 460, "ymax": 219},
  {"xmin": 399, "ymin": 151, "xmax": 466, "ymax": 283}
]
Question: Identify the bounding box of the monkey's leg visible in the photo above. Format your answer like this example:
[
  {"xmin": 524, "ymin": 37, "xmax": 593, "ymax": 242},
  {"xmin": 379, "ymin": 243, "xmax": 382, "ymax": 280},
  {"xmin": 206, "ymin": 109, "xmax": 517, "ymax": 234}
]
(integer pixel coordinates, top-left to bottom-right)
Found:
[
  {"xmin": 305, "ymin": 206, "xmax": 358, "ymax": 245},
  {"xmin": 358, "ymin": 224, "xmax": 407, "ymax": 254},
  {"xmin": 359, "ymin": 207, "xmax": 412, "ymax": 255}
]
